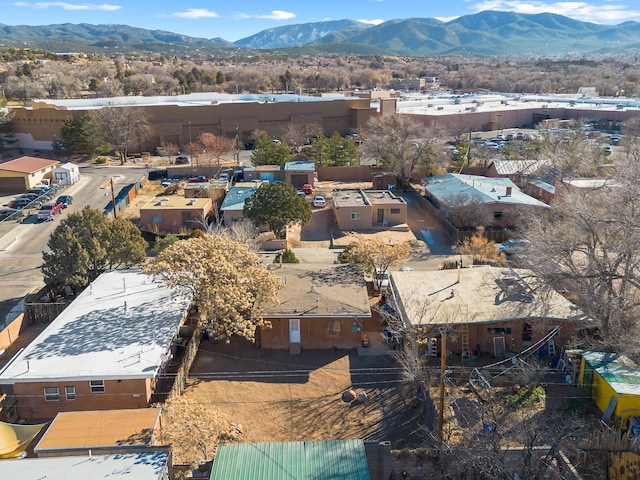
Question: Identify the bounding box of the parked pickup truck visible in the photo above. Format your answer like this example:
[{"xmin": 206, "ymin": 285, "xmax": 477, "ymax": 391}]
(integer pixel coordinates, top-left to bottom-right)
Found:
[{"xmin": 37, "ymin": 201, "xmax": 63, "ymax": 221}]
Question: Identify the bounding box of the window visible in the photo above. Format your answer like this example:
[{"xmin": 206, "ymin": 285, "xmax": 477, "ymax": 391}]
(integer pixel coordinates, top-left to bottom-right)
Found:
[
  {"xmin": 90, "ymin": 380, "xmax": 105, "ymax": 393},
  {"xmin": 65, "ymin": 386, "xmax": 76, "ymax": 400},
  {"xmin": 487, "ymin": 327, "xmax": 511, "ymax": 335},
  {"xmin": 390, "ymin": 208, "xmax": 401, "ymax": 214},
  {"xmin": 328, "ymin": 320, "xmax": 341, "ymax": 334},
  {"xmin": 151, "ymin": 215, "xmax": 163, "ymax": 224},
  {"xmin": 44, "ymin": 387, "xmax": 60, "ymax": 401},
  {"xmin": 494, "ymin": 211, "xmax": 503, "ymax": 219},
  {"xmin": 350, "ymin": 212, "xmax": 360, "ymax": 220}
]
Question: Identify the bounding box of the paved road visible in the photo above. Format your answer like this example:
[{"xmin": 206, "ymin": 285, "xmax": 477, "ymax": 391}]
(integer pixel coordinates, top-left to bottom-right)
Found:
[{"xmin": 0, "ymin": 164, "xmax": 147, "ymax": 326}]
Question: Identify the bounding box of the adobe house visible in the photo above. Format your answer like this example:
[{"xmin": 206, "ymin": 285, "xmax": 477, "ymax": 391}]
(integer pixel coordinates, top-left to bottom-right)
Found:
[
  {"xmin": 139, "ymin": 196, "xmax": 212, "ymax": 234},
  {"xmin": 0, "ymin": 270, "xmax": 192, "ymax": 421},
  {"xmin": 0, "ymin": 156, "xmax": 60, "ymax": 193},
  {"xmin": 283, "ymin": 160, "xmax": 316, "ymax": 188},
  {"xmin": 332, "ymin": 189, "xmax": 408, "ymax": 230},
  {"xmin": 220, "ymin": 184, "xmax": 257, "ymax": 225},
  {"xmin": 388, "ymin": 266, "xmax": 590, "ymax": 360},
  {"xmin": 260, "ymin": 264, "xmax": 372, "ymax": 353}
]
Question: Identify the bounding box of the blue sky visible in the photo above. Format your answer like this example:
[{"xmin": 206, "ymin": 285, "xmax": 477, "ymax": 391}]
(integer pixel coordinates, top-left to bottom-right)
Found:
[{"xmin": 4, "ymin": 1, "xmax": 640, "ymax": 42}]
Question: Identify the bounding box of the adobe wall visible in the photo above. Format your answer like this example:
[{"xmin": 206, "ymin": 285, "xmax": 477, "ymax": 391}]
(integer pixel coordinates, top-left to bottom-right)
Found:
[{"xmin": 0, "ymin": 313, "xmax": 26, "ymax": 351}]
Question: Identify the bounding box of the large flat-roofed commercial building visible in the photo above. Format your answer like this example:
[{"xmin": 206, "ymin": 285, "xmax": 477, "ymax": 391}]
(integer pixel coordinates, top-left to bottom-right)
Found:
[{"xmin": 10, "ymin": 92, "xmax": 377, "ymax": 153}]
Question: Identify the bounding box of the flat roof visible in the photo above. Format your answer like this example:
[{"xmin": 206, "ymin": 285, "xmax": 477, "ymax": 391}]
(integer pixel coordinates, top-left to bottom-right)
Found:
[
  {"xmin": 263, "ymin": 264, "xmax": 371, "ymax": 318},
  {"xmin": 423, "ymin": 173, "xmax": 549, "ymax": 207},
  {"xmin": 0, "ymin": 270, "xmax": 190, "ymax": 383},
  {"xmin": 31, "ymin": 92, "xmax": 362, "ymax": 110},
  {"xmin": 140, "ymin": 196, "xmax": 211, "ymax": 210},
  {"xmin": 0, "ymin": 451, "xmax": 169, "ymax": 479},
  {"xmin": 35, "ymin": 408, "xmax": 161, "ymax": 452},
  {"xmin": 390, "ymin": 266, "xmax": 589, "ymax": 326},
  {"xmin": 582, "ymin": 351, "xmax": 640, "ymax": 396},
  {"xmin": 284, "ymin": 160, "xmax": 315, "ymax": 171},
  {"xmin": 395, "ymin": 92, "xmax": 640, "ymax": 117},
  {"xmin": 332, "ymin": 189, "xmax": 406, "ymax": 209},
  {"xmin": 210, "ymin": 440, "xmax": 371, "ymax": 480},
  {"xmin": 0, "ymin": 156, "xmax": 59, "ymax": 174},
  {"xmin": 491, "ymin": 159, "xmax": 552, "ymax": 176}
]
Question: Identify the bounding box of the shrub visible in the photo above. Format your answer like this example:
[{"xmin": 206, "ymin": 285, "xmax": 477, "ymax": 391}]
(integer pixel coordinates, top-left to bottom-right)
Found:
[
  {"xmin": 275, "ymin": 248, "xmax": 299, "ymax": 264},
  {"xmin": 94, "ymin": 156, "xmax": 108, "ymax": 164}
]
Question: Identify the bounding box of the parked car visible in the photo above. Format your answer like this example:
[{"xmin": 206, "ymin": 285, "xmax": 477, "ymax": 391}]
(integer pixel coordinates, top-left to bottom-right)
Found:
[
  {"xmin": 603, "ymin": 145, "xmax": 613, "ymax": 154},
  {"xmin": 188, "ymin": 176, "xmax": 209, "ymax": 183},
  {"xmin": 175, "ymin": 156, "xmax": 189, "ymax": 164},
  {"xmin": 55, "ymin": 195, "xmax": 73, "ymax": 208},
  {"xmin": 496, "ymin": 239, "xmax": 531, "ymax": 256},
  {"xmin": 312, "ymin": 195, "xmax": 326, "ymax": 208},
  {"xmin": 302, "ymin": 183, "xmax": 313, "ymax": 195},
  {"xmin": 0, "ymin": 208, "xmax": 24, "ymax": 221},
  {"xmin": 374, "ymin": 268, "xmax": 390, "ymax": 291},
  {"xmin": 8, "ymin": 197, "xmax": 40, "ymax": 209},
  {"xmin": 37, "ymin": 201, "xmax": 63, "ymax": 221},
  {"xmin": 516, "ymin": 132, "xmax": 525, "ymax": 140},
  {"xmin": 218, "ymin": 172, "xmax": 230, "ymax": 182},
  {"xmin": 18, "ymin": 193, "xmax": 42, "ymax": 201}
]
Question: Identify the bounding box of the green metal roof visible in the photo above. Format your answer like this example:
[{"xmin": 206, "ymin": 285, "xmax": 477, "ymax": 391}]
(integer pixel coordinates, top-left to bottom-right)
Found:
[
  {"xmin": 583, "ymin": 351, "xmax": 640, "ymax": 395},
  {"xmin": 209, "ymin": 439, "xmax": 371, "ymax": 480}
]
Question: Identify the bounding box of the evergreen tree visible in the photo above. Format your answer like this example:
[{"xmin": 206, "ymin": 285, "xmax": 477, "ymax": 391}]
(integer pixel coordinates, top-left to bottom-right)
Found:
[
  {"xmin": 243, "ymin": 183, "xmax": 311, "ymax": 238},
  {"xmin": 59, "ymin": 112, "xmax": 111, "ymax": 155}
]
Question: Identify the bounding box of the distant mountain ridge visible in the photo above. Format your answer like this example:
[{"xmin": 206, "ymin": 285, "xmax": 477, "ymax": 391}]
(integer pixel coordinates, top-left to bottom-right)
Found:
[{"xmin": 1, "ymin": 11, "xmax": 639, "ymax": 57}]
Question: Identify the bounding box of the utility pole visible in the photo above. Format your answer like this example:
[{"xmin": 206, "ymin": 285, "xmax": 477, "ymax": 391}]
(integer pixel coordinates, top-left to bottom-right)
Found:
[
  {"xmin": 438, "ymin": 328, "xmax": 447, "ymax": 451},
  {"xmin": 235, "ymin": 123, "xmax": 240, "ymax": 165},
  {"xmin": 188, "ymin": 121, "xmax": 192, "ymax": 163},
  {"xmin": 110, "ymin": 178, "xmax": 117, "ymax": 219}
]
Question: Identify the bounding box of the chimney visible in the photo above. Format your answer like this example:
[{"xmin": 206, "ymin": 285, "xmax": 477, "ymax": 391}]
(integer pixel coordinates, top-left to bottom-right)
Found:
[{"xmin": 505, "ymin": 186, "xmax": 512, "ymax": 197}]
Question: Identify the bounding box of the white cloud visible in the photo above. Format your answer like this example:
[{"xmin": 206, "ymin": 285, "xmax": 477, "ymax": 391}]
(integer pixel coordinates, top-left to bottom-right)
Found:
[
  {"xmin": 469, "ymin": 1, "xmax": 640, "ymax": 23},
  {"xmin": 13, "ymin": 1, "xmax": 121, "ymax": 10},
  {"xmin": 235, "ymin": 10, "xmax": 296, "ymax": 21},
  {"xmin": 171, "ymin": 8, "xmax": 218, "ymax": 19},
  {"xmin": 357, "ymin": 18, "xmax": 385, "ymax": 25}
]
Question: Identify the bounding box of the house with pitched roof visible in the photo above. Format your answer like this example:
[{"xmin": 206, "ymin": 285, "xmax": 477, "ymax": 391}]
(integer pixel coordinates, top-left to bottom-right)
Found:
[
  {"xmin": 422, "ymin": 173, "xmax": 549, "ymax": 230},
  {"xmin": 0, "ymin": 156, "xmax": 60, "ymax": 193},
  {"xmin": 388, "ymin": 266, "xmax": 590, "ymax": 360},
  {"xmin": 259, "ymin": 264, "xmax": 372, "ymax": 353},
  {"xmin": 0, "ymin": 270, "xmax": 191, "ymax": 421}
]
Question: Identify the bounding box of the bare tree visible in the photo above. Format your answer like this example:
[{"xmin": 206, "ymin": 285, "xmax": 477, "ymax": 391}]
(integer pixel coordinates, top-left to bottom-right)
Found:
[
  {"xmin": 95, "ymin": 105, "xmax": 152, "ymax": 164},
  {"xmin": 361, "ymin": 115, "xmax": 443, "ymax": 188},
  {"xmin": 197, "ymin": 132, "xmax": 235, "ymax": 167},
  {"xmin": 445, "ymin": 193, "xmax": 494, "ymax": 229}
]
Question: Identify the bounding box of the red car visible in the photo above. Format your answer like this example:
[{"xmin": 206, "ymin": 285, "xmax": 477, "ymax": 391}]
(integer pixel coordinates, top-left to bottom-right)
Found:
[{"xmin": 302, "ymin": 183, "xmax": 313, "ymax": 195}]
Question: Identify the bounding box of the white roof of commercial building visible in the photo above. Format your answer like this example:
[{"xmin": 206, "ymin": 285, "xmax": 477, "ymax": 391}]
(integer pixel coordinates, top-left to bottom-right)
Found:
[
  {"xmin": 0, "ymin": 451, "xmax": 169, "ymax": 479},
  {"xmin": 423, "ymin": 173, "xmax": 549, "ymax": 207},
  {"xmin": 0, "ymin": 270, "xmax": 190, "ymax": 383},
  {"xmin": 30, "ymin": 92, "xmax": 361, "ymax": 110},
  {"xmin": 395, "ymin": 91, "xmax": 640, "ymax": 116}
]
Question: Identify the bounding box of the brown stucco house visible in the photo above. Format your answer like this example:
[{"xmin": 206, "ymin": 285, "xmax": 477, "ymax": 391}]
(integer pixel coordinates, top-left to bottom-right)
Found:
[
  {"xmin": 259, "ymin": 264, "xmax": 373, "ymax": 353},
  {"xmin": 0, "ymin": 156, "xmax": 60, "ymax": 193},
  {"xmin": 332, "ymin": 189, "xmax": 408, "ymax": 231},
  {"xmin": 139, "ymin": 195, "xmax": 212, "ymax": 234},
  {"xmin": 388, "ymin": 266, "xmax": 590, "ymax": 360},
  {"xmin": 0, "ymin": 270, "xmax": 192, "ymax": 421}
]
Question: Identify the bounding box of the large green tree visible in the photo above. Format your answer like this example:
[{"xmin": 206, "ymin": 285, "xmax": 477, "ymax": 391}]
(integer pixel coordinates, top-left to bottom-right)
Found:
[
  {"xmin": 42, "ymin": 207, "xmax": 147, "ymax": 288},
  {"xmin": 251, "ymin": 132, "xmax": 293, "ymax": 166},
  {"xmin": 59, "ymin": 112, "xmax": 111, "ymax": 155},
  {"xmin": 243, "ymin": 182, "xmax": 311, "ymax": 238},
  {"xmin": 309, "ymin": 131, "xmax": 358, "ymax": 166}
]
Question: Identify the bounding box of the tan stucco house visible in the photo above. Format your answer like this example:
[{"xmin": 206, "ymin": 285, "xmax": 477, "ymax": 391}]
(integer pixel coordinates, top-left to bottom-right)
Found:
[
  {"xmin": 332, "ymin": 188, "xmax": 408, "ymax": 230},
  {"xmin": 0, "ymin": 156, "xmax": 60, "ymax": 193},
  {"xmin": 139, "ymin": 195, "xmax": 212, "ymax": 234}
]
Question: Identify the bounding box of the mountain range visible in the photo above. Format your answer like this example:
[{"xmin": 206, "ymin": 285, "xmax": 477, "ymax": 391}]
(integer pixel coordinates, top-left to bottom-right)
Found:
[{"xmin": 1, "ymin": 11, "xmax": 639, "ymax": 57}]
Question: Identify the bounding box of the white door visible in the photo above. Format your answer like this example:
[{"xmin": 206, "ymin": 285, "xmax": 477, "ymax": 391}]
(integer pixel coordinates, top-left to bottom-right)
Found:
[{"xmin": 289, "ymin": 319, "xmax": 300, "ymax": 343}]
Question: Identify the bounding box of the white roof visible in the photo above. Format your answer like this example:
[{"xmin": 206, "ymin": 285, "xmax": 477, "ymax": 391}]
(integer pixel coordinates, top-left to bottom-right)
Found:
[
  {"xmin": 31, "ymin": 92, "xmax": 359, "ymax": 110},
  {"xmin": 423, "ymin": 173, "xmax": 549, "ymax": 207},
  {"xmin": 491, "ymin": 158, "xmax": 551, "ymax": 175},
  {"xmin": 0, "ymin": 270, "xmax": 190, "ymax": 383},
  {"xmin": 0, "ymin": 452, "xmax": 169, "ymax": 479}
]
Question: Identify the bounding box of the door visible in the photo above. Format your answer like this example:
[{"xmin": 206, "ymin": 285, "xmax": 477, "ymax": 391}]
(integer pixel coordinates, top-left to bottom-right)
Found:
[
  {"xmin": 377, "ymin": 208, "xmax": 384, "ymax": 223},
  {"xmin": 289, "ymin": 319, "xmax": 300, "ymax": 344},
  {"xmin": 522, "ymin": 322, "xmax": 533, "ymax": 347},
  {"xmin": 493, "ymin": 337, "xmax": 506, "ymax": 357}
]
